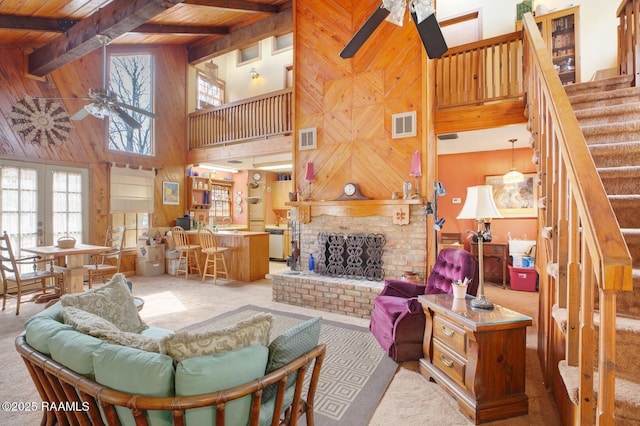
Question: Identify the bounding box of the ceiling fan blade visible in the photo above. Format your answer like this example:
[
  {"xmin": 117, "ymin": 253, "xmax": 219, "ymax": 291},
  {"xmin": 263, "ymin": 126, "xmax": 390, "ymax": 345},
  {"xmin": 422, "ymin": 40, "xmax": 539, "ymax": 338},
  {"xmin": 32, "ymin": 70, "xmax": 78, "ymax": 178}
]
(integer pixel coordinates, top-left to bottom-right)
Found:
[
  {"xmin": 411, "ymin": 12, "xmax": 448, "ymax": 59},
  {"xmin": 113, "ymin": 106, "xmax": 142, "ymax": 129},
  {"xmin": 340, "ymin": 4, "xmax": 390, "ymax": 59},
  {"xmin": 113, "ymin": 100, "xmax": 158, "ymax": 120},
  {"xmin": 70, "ymin": 107, "xmax": 90, "ymax": 121}
]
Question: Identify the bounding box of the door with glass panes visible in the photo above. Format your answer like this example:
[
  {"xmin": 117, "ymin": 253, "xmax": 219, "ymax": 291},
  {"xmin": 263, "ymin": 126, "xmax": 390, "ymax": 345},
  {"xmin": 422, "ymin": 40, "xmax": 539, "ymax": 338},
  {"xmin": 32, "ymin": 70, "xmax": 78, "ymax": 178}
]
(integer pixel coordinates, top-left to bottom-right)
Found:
[{"xmin": 0, "ymin": 160, "xmax": 88, "ymax": 257}]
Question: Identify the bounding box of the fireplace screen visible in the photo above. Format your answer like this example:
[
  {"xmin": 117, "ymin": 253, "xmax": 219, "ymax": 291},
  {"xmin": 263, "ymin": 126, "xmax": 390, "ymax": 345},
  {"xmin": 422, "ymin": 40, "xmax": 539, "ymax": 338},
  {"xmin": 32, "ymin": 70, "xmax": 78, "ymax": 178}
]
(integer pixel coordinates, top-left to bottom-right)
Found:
[{"xmin": 316, "ymin": 232, "xmax": 385, "ymax": 280}]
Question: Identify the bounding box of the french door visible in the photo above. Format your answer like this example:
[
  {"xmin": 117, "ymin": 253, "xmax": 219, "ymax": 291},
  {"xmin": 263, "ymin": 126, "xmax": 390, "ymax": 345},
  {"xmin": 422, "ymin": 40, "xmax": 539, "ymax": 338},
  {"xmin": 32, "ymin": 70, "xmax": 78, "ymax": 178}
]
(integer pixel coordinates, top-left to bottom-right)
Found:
[{"xmin": 0, "ymin": 160, "xmax": 89, "ymax": 257}]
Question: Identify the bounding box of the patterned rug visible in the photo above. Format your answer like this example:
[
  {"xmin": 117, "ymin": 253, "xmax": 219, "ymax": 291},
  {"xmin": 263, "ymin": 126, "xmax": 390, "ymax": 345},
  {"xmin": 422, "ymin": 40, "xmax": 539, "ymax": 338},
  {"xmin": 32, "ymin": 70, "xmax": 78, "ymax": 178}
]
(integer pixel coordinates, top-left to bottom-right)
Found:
[{"xmin": 182, "ymin": 305, "xmax": 398, "ymax": 426}]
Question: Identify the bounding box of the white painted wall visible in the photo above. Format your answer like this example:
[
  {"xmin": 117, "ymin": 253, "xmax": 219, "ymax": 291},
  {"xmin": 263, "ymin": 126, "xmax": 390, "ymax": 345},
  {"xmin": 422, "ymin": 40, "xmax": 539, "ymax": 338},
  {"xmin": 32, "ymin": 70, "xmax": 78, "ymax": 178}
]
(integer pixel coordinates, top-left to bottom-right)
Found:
[
  {"xmin": 187, "ymin": 37, "xmax": 293, "ymax": 112},
  {"xmin": 438, "ymin": 0, "xmax": 619, "ymax": 82}
]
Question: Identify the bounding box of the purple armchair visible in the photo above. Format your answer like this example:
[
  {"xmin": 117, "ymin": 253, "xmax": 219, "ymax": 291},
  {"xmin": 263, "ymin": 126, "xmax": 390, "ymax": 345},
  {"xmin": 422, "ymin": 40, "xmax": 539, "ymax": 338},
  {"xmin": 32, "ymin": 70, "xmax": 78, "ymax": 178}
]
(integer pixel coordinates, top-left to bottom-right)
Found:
[{"xmin": 369, "ymin": 248, "xmax": 479, "ymax": 362}]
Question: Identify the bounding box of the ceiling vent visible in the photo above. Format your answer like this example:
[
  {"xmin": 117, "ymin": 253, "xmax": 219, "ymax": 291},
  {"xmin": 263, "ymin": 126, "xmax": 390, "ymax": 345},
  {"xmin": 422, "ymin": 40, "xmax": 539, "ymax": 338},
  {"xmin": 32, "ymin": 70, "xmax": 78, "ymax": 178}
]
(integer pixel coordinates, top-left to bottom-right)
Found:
[
  {"xmin": 299, "ymin": 127, "xmax": 317, "ymax": 150},
  {"xmin": 438, "ymin": 133, "xmax": 459, "ymax": 140}
]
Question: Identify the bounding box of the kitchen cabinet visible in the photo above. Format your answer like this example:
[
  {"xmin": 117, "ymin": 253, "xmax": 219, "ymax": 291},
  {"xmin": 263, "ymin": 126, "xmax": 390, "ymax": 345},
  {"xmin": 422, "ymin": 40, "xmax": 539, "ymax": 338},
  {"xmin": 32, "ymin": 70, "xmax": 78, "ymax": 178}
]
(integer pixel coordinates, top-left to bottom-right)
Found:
[
  {"xmin": 272, "ymin": 180, "xmax": 293, "ymax": 209},
  {"xmin": 187, "ymin": 176, "xmax": 232, "ymax": 221},
  {"xmin": 517, "ymin": 6, "xmax": 580, "ymax": 85}
]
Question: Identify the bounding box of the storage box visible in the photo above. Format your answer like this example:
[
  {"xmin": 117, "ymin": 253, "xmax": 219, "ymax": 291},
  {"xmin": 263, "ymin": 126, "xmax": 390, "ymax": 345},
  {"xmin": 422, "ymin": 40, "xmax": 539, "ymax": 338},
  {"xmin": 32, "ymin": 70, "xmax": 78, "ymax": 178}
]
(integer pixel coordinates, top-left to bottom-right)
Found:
[
  {"xmin": 136, "ymin": 259, "xmax": 165, "ymax": 277},
  {"xmin": 165, "ymin": 249, "xmax": 180, "ymax": 260},
  {"xmin": 509, "ymin": 266, "xmax": 538, "ymax": 292},
  {"xmin": 137, "ymin": 244, "xmax": 165, "ymax": 261},
  {"xmin": 166, "ymin": 258, "xmax": 179, "ymax": 276},
  {"xmin": 512, "ymin": 255, "xmax": 535, "ymax": 268}
]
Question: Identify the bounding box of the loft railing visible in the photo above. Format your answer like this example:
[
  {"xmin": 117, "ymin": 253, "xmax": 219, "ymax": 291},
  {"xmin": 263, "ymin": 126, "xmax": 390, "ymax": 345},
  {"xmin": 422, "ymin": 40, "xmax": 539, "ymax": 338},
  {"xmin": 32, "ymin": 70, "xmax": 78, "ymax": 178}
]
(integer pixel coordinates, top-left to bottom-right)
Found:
[
  {"xmin": 435, "ymin": 31, "xmax": 524, "ymax": 109},
  {"xmin": 618, "ymin": 0, "xmax": 640, "ymax": 86},
  {"xmin": 522, "ymin": 12, "xmax": 632, "ymax": 425},
  {"xmin": 188, "ymin": 88, "xmax": 292, "ymax": 149}
]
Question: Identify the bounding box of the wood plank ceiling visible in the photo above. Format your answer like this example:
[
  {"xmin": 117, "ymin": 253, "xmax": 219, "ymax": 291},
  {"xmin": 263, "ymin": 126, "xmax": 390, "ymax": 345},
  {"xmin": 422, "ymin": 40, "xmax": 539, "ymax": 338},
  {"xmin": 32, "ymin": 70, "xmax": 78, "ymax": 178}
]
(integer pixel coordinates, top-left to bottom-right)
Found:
[{"xmin": 0, "ymin": 0, "xmax": 292, "ymax": 76}]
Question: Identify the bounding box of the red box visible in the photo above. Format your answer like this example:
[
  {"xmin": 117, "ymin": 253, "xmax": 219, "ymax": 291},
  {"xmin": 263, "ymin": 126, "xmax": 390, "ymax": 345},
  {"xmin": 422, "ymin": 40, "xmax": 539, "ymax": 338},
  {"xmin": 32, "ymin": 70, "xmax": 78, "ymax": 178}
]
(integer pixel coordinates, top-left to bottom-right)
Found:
[{"xmin": 508, "ymin": 266, "xmax": 538, "ymax": 292}]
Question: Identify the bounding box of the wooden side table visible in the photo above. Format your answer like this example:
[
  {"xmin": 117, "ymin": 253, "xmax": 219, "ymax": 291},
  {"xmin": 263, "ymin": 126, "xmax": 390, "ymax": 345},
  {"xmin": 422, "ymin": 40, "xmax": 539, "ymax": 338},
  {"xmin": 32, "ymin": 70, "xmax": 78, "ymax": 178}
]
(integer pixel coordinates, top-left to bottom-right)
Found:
[
  {"xmin": 470, "ymin": 241, "xmax": 508, "ymax": 288},
  {"xmin": 418, "ymin": 294, "xmax": 532, "ymax": 424}
]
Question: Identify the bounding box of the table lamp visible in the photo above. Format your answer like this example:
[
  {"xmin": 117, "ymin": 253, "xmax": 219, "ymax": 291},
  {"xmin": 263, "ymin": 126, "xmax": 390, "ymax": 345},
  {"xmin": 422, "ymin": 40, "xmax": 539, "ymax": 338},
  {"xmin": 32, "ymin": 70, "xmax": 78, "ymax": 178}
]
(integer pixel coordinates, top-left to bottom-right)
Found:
[{"xmin": 457, "ymin": 185, "xmax": 503, "ymax": 309}]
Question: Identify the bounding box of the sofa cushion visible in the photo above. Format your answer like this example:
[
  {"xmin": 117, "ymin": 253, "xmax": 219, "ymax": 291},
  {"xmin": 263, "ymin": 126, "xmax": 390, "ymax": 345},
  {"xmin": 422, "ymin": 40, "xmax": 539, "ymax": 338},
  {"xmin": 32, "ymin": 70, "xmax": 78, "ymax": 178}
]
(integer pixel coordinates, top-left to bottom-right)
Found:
[
  {"xmin": 175, "ymin": 345, "xmax": 269, "ymax": 425},
  {"xmin": 62, "ymin": 306, "xmax": 159, "ymax": 352},
  {"xmin": 159, "ymin": 313, "xmax": 273, "ymax": 362},
  {"xmin": 27, "ymin": 301, "xmax": 64, "ymax": 324},
  {"xmin": 60, "ymin": 273, "xmax": 147, "ymax": 333},
  {"xmin": 262, "ymin": 316, "xmax": 321, "ymax": 402},
  {"xmin": 49, "ymin": 330, "xmax": 104, "ymax": 379},
  {"xmin": 93, "ymin": 343, "xmax": 175, "ymax": 426},
  {"xmin": 25, "ymin": 315, "xmax": 75, "ymax": 355}
]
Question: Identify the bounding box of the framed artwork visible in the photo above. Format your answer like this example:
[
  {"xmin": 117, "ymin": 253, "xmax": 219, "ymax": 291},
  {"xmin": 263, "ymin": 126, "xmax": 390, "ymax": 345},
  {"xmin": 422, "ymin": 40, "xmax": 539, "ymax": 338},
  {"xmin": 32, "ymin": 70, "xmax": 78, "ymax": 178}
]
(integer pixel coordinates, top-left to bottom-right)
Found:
[
  {"xmin": 485, "ymin": 173, "xmax": 537, "ymax": 218},
  {"xmin": 162, "ymin": 181, "xmax": 180, "ymax": 205}
]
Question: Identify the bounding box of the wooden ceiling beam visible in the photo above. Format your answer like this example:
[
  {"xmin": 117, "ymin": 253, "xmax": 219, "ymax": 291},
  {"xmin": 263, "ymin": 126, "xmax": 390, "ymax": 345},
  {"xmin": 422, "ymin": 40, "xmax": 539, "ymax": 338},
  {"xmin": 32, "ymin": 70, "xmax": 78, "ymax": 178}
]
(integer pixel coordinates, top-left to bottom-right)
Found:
[
  {"xmin": 184, "ymin": 0, "xmax": 279, "ymax": 14},
  {"xmin": 134, "ymin": 24, "xmax": 228, "ymax": 35},
  {"xmin": 27, "ymin": 0, "xmax": 186, "ymax": 77},
  {"xmin": 0, "ymin": 15, "xmax": 77, "ymax": 32},
  {"xmin": 188, "ymin": 7, "xmax": 292, "ymax": 63}
]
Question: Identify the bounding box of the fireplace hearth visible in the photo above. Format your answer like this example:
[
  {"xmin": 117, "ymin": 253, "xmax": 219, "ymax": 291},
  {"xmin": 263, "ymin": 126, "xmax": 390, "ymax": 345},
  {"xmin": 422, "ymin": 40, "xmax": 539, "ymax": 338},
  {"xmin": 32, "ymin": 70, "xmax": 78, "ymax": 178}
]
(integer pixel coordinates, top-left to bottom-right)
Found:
[{"xmin": 315, "ymin": 232, "xmax": 385, "ymax": 280}]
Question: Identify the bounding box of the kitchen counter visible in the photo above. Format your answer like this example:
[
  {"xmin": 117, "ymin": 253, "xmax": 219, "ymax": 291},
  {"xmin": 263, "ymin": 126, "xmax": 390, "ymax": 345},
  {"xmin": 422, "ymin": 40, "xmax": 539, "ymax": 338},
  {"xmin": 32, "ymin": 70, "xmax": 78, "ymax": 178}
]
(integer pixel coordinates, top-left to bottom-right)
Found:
[{"xmin": 185, "ymin": 229, "xmax": 269, "ymax": 282}]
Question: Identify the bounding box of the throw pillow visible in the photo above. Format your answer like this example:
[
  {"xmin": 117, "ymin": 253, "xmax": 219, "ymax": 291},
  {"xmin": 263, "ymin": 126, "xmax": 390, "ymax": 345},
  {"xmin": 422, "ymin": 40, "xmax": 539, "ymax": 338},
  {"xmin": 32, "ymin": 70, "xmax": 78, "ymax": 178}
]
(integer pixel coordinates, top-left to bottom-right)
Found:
[
  {"xmin": 160, "ymin": 313, "xmax": 273, "ymax": 363},
  {"xmin": 60, "ymin": 273, "xmax": 147, "ymax": 333},
  {"xmin": 262, "ymin": 316, "xmax": 322, "ymax": 402},
  {"xmin": 63, "ymin": 306, "xmax": 160, "ymax": 352}
]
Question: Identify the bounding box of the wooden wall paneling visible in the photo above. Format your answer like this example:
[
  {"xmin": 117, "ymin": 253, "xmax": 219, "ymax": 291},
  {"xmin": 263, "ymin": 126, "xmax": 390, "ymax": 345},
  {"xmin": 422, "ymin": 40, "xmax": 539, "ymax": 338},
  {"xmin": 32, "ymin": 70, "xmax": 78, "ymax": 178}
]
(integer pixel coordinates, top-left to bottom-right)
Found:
[{"xmin": 296, "ymin": 0, "xmax": 424, "ymax": 202}]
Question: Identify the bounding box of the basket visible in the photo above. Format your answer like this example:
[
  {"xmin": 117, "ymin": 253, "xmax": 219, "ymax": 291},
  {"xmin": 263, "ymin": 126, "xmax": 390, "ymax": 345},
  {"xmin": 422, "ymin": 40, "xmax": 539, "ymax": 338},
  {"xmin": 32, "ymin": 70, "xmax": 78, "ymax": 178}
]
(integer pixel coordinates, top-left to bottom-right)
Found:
[{"xmin": 57, "ymin": 236, "xmax": 76, "ymax": 249}]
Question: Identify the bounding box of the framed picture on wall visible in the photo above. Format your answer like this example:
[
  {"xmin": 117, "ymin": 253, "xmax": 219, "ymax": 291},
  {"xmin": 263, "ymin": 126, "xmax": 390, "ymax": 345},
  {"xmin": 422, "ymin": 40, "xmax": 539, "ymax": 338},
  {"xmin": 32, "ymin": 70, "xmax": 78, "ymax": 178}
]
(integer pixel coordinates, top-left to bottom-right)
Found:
[
  {"xmin": 485, "ymin": 173, "xmax": 537, "ymax": 218},
  {"xmin": 162, "ymin": 181, "xmax": 180, "ymax": 205}
]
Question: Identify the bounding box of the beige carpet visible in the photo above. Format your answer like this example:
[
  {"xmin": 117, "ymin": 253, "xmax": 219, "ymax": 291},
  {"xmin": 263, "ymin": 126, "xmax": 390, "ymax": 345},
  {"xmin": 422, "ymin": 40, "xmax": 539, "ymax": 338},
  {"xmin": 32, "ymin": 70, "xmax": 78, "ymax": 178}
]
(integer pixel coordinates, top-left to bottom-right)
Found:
[{"xmin": 0, "ymin": 267, "xmax": 560, "ymax": 425}]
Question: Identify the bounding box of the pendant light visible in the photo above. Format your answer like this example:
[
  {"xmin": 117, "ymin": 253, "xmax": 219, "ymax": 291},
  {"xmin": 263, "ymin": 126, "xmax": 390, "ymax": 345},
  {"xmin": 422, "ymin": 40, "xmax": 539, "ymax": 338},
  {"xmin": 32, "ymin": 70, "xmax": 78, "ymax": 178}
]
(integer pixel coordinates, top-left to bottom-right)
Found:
[{"xmin": 503, "ymin": 138, "xmax": 525, "ymax": 185}]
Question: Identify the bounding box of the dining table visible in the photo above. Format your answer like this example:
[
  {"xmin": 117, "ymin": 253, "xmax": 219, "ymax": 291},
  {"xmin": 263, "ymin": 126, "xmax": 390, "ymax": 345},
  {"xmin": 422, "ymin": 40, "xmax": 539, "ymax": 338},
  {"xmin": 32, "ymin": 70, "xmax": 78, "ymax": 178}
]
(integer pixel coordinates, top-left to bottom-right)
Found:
[{"xmin": 22, "ymin": 243, "xmax": 111, "ymax": 294}]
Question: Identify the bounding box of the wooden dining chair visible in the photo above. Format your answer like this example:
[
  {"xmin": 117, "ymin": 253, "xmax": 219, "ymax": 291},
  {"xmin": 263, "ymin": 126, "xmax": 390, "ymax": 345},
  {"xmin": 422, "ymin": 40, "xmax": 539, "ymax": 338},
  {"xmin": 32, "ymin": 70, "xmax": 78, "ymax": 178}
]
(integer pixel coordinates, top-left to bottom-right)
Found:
[
  {"xmin": 171, "ymin": 226, "xmax": 201, "ymax": 279},
  {"xmin": 198, "ymin": 228, "xmax": 229, "ymax": 284},
  {"xmin": 83, "ymin": 226, "xmax": 125, "ymax": 289},
  {"xmin": 0, "ymin": 231, "xmax": 62, "ymax": 315}
]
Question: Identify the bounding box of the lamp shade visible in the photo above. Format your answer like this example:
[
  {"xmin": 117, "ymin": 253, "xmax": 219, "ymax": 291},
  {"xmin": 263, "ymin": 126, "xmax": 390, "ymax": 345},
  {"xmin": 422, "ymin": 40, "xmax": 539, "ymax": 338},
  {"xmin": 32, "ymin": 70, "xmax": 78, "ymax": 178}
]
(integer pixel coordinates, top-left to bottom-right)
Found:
[
  {"xmin": 409, "ymin": 151, "xmax": 422, "ymax": 177},
  {"xmin": 457, "ymin": 185, "xmax": 503, "ymax": 220},
  {"xmin": 304, "ymin": 162, "xmax": 315, "ymax": 182}
]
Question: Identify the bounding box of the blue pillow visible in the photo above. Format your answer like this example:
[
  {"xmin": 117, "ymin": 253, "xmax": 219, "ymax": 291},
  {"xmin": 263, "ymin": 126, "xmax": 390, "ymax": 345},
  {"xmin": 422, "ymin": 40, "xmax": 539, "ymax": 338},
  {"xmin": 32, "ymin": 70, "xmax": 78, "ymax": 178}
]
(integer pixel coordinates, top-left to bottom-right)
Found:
[{"xmin": 262, "ymin": 317, "xmax": 321, "ymax": 402}]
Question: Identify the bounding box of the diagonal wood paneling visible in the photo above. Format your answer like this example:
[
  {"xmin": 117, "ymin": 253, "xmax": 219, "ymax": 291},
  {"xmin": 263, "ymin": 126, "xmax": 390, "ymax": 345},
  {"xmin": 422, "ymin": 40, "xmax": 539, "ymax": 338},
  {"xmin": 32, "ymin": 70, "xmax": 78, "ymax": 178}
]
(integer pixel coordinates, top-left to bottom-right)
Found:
[{"xmin": 296, "ymin": 0, "xmax": 425, "ymax": 200}]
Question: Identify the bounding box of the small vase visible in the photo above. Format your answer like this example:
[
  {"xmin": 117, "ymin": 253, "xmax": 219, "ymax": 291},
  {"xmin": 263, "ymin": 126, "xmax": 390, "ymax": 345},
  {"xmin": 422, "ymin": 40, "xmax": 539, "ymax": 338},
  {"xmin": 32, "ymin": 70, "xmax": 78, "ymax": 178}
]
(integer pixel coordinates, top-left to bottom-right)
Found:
[{"xmin": 452, "ymin": 285, "xmax": 467, "ymax": 299}]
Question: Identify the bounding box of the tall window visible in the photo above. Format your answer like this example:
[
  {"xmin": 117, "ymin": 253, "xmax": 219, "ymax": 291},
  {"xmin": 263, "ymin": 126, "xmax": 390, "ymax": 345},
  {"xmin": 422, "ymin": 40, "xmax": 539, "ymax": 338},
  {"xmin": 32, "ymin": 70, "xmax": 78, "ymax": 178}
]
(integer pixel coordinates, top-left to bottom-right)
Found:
[
  {"xmin": 109, "ymin": 53, "xmax": 154, "ymax": 155},
  {"xmin": 197, "ymin": 70, "xmax": 225, "ymax": 109}
]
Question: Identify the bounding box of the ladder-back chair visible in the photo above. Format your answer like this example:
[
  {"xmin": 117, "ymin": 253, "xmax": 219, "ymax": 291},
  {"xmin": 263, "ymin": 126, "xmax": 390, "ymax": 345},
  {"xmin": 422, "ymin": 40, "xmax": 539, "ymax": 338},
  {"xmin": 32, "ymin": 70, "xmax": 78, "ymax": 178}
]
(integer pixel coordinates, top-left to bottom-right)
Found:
[
  {"xmin": 198, "ymin": 228, "xmax": 229, "ymax": 284},
  {"xmin": 0, "ymin": 231, "xmax": 61, "ymax": 315},
  {"xmin": 84, "ymin": 226, "xmax": 125, "ymax": 289},
  {"xmin": 171, "ymin": 226, "xmax": 201, "ymax": 279}
]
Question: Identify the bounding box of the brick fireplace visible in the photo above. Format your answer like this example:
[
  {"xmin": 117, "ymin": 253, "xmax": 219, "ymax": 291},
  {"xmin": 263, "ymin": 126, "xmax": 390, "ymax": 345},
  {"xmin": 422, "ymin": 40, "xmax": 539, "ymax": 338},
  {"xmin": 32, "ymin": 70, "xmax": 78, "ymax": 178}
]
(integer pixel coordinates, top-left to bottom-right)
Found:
[{"xmin": 271, "ymin": 203, "xmax": 427, "ymax": 318}]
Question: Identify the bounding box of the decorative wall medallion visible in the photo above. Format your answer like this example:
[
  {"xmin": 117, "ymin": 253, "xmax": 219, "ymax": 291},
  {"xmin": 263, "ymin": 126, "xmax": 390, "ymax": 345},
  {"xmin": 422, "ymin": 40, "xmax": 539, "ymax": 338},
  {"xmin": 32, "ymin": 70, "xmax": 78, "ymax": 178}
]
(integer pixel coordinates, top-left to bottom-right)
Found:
[{"xmin": 9, "ymin": 96, "xmax": 72, "ymax": 146}]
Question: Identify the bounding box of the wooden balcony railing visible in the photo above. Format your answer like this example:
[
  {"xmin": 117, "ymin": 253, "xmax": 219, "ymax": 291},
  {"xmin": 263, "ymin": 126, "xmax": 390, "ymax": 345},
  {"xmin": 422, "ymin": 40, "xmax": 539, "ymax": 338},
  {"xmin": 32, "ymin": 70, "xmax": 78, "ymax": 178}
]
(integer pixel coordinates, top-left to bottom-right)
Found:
[
  {"xmin": 522, "ymin": 12, "xmax": 633, "ymax": 424},
  {"xmin": 618, "ymin": 0, "xmax": 640, "ymax": 86},
  {"xmin": 435, "ymin": 32, "xmax": 524, "ymax": 109},
  {"xmin": 188, "ymin": 88, "xmax": 292, "ymax": 149}
]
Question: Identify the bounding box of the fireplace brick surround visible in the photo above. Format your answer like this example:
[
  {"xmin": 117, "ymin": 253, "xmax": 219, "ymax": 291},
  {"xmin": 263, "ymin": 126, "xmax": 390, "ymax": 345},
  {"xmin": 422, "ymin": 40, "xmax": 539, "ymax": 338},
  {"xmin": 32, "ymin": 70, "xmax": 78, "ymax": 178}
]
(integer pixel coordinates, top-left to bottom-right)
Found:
[{"xmin": 271, "ymin": 205, "xmax": 427, "ymax": 318}]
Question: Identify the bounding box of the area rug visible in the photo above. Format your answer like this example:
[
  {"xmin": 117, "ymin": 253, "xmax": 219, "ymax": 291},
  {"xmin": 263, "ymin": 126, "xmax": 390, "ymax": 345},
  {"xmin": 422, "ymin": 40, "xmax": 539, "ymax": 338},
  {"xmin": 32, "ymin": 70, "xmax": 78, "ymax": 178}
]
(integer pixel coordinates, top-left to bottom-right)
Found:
[{"xmin": 182, "ymin": 305, "xmax": 398, "ymax": 426}]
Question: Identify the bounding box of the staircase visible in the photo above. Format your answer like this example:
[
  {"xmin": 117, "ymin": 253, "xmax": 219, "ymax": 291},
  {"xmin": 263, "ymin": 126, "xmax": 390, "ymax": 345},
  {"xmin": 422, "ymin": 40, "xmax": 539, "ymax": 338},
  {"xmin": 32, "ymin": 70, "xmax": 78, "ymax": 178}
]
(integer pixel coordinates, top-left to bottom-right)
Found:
[{"xmin": 557, "ymin": 74, "xmax": 640, "ymax": 424}]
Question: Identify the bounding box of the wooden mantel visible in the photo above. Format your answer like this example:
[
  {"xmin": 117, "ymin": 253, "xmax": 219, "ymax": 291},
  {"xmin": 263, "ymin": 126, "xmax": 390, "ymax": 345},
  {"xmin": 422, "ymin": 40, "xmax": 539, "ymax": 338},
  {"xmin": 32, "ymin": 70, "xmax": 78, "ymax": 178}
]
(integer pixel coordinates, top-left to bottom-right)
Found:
[{"xmin": 286, "ymin": 199, "xmax": 422, "ymax": 225}]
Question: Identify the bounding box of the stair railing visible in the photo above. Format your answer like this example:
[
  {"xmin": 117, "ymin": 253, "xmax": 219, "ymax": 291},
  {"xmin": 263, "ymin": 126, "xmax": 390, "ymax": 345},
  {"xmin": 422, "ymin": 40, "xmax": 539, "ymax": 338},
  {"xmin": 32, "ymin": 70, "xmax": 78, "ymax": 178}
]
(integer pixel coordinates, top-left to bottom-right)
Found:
[
  {"xmin": 618, "ymin": 0, "xmax": 640, "ymax": 86},
  {"xmin": 522, "ymin": 13, "xmax": 633, "ymax": 425}
]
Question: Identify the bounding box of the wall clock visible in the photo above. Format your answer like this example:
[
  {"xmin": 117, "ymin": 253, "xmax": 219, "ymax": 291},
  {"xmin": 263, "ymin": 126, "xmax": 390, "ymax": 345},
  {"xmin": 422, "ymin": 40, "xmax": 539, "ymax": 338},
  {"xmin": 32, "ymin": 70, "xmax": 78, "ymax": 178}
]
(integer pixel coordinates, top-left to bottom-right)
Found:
[
  {"xmin": 253, "ymin": 172, "xmax": 262, "ymax": 181},
  {"xmin": 335, "ymin": 182, "xmax": 370, "ymax": 200}
]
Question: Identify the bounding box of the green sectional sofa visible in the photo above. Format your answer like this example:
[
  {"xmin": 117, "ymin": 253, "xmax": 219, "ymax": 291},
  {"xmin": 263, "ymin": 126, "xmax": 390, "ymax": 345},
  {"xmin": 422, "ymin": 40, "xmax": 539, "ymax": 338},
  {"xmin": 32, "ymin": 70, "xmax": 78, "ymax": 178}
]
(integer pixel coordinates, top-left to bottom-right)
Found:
[{"xmin": 16, "ymin": 274, "xmax": 325, "ymax": 426}]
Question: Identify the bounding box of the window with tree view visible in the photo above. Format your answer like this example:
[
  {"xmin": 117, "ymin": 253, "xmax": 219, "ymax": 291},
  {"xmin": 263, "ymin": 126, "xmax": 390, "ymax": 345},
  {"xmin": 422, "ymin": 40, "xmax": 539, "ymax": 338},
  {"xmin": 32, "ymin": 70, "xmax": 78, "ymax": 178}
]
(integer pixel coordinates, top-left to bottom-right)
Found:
[{"xmin": 109, "ymin": 53, "xmax": 154, "ymax": 155}]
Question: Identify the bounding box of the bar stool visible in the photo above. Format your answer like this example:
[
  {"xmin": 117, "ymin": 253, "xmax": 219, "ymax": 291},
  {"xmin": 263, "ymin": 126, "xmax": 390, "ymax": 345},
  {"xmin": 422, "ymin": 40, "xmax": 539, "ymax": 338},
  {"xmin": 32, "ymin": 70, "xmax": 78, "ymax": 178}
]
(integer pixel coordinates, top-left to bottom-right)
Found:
[
  {"xmin": 198, "ymin": 228, "xmax": 229, "ymax": 284},
  {"xmin": 171, "ymin": 226, "xmax": 201, "ymax": 279}
]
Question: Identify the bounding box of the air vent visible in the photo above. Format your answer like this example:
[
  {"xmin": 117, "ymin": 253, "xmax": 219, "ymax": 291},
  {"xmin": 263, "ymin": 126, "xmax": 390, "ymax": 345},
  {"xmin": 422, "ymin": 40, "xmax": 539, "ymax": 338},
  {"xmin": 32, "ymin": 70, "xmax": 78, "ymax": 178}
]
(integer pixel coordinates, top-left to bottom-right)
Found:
[
  {"xmin": 299, "ymin": 127, "xmax": 317, "ymax": 150},
  {"xmin": 438, "ymin": 133, "xmax": 459, "ymax": 140},
  {"xmin": 392, "ymin": 111, "xmax": 417, "ymax": 139},
  {"xmin": 228, "ymin": 160, "xmax": 242, "ymax": 164}
]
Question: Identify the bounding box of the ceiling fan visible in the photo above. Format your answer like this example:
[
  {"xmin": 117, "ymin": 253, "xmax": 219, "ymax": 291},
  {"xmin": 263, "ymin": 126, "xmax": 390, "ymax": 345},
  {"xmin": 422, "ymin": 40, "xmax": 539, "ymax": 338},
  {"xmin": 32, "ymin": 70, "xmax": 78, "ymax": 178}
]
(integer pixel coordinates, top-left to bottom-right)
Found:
[
  {"xmin": 67, "ymin": 35, "xmax": 157, "ymax": 129},
  {"xmin": 340, "ymin": 0, "xmax": 448, "ymax": 60}
]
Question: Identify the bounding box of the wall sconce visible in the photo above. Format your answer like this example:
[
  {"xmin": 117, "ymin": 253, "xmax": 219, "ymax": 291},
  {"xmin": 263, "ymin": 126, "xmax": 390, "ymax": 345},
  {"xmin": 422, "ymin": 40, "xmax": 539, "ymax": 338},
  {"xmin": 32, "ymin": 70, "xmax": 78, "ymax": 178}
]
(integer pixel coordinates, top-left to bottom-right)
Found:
[{"xmin": 250, "ymin": 67, "xmax": 260, "ymax": 79}]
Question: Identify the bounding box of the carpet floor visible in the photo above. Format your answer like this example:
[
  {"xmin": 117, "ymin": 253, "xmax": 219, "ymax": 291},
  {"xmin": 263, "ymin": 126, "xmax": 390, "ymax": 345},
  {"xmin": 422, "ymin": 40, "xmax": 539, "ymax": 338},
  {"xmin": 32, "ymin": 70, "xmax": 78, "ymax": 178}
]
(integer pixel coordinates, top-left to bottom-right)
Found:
[{"xmin": 0, "ymin": 266, "xmax": 560, "ymax": 425}]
